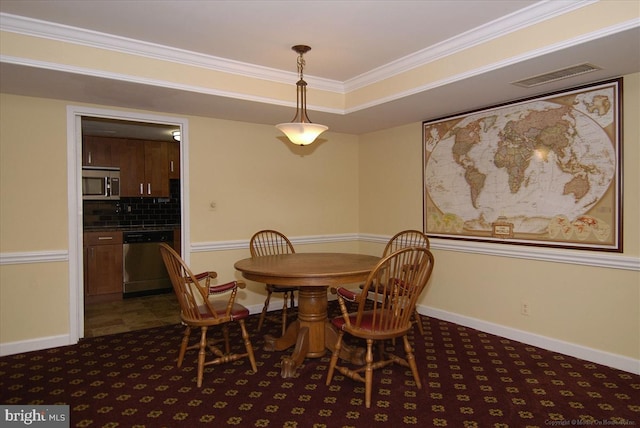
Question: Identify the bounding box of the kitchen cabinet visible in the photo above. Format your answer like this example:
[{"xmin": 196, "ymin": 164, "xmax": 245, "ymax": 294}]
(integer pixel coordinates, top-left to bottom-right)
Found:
[
  {"xmin": 116, "ymin": 139, "xmax": 169, "ymax": 197},
  {"xmin": 168, "ymin": 142, "xmax": 180, "ymax": 179},
  {"xmin": 82, "ymin": 136, "xmax": 121, "ymax": 167},
  {"xmin": 84, "ymin": 231, "xmax": 123, "ymax": 302},
  {"xmin": 114, "ymin": 140, "xmax": 143, "ymax": 196}
]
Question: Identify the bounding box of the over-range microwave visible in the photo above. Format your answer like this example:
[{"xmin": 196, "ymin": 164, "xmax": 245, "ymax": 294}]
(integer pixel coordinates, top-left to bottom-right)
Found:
[{"xmin": 82, "ymin": 167, "xmax": 120, "ymax": 200}]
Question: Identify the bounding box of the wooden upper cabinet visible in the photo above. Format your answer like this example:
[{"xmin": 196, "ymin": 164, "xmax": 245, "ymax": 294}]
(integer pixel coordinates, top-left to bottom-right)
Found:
[
  {"xmin": 84, "ymin": 137, "xmax": 171, "ymax": 197},
  {"xmin": 113, "ymin": 139, "xmax": 169, "ymax": 197},
  {"xmin": 144, "ymin": 141, "xmax": 170, "ymax": 197},
  {"xmin": 167, "ymin": 141, "xmax": 180, "ymax": 179},
  {"xmin": 82, "ymin": 136, "xmax": 120, "ymax": 167},
  {"xmin": 115, "ymin": 139, "xmax": 145, "ymax": 197}
]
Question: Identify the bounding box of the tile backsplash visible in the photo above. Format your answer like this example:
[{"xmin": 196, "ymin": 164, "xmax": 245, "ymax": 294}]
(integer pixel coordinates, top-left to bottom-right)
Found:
[{"xmin": 84, "ymin": 179, "xmax": 181, "ymax": 228}]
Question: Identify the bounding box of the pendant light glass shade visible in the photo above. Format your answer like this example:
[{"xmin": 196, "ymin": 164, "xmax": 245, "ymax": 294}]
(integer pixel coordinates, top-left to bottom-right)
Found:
[
  {"xmin": 276, "ymin": 122, "xmax": 328, "ymax": 146},
  {"xmin": 276, "ymin": 45, "xmax": 328, "ymax": 146}
]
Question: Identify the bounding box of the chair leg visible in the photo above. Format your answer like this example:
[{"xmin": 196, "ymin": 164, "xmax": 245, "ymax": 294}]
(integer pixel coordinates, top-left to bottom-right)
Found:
[
  {"xmin": 238, "ymin": 319, "xmax": 258, "ymax": 373},
  {"xmin": 258, "ymin": 287, "xmax": 273, "ymax": 331},
  {"xmin": 365, "ymin": 339, "xmax": 374, "ymax": 409},
  {"xmin": 403, "ymin": 335, "xmax": 422, "ymax": 389},
  {"xmin": 222, "ymin": 324, "xmax": 230, "ymax": 355},
  {"xmin": 177, "ymin": 325, "xmax": 191, "ymax": 368},
  {"xmin": 325, "ymin": 331, "xmax": 344, "ymax": 385},
  {"xmin": 413, "ymin": 309, "xmax": 425, "ymax": 335},
  {"xmin": 197, "ymin": 326, "xmax": 208, "ymax": 387}
]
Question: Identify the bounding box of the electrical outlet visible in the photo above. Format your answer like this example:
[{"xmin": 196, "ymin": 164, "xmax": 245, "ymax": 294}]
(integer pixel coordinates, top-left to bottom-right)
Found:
[{"xmin": 521, "ymin": 302, "xmax": 530, "ymax": 316}]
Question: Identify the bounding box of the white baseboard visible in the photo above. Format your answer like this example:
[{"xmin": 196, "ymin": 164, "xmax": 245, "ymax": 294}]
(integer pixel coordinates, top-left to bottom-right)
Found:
[
  {"xmin": 0, "ymin": 299, "xmax": 303, "ymax": 357},
  {"xmin": 256, "ymin": 299, "xmax": 640, "ymax": 374},
  {"xmin": 4, "ymin": 302, "xmax": 637, "ymax": 377},
  {"xmin": 419, "ymin": 304, "xmax": 640, "ymax": 375},
  {"xmin": 0, "ymin": 334, "xmax": 72, "ymax": 357}
]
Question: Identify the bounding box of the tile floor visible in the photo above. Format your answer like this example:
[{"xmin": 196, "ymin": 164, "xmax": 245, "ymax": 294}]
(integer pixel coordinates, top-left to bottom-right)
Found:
[{"xmin": 84, "ymin": 292, "xmax": 181, "ymax": 338}]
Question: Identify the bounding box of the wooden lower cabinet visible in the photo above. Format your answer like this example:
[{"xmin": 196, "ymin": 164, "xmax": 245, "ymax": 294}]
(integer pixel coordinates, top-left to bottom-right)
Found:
[{"xmin": 84, "ymin": 231, "xmax": 123, "ymax": 303}]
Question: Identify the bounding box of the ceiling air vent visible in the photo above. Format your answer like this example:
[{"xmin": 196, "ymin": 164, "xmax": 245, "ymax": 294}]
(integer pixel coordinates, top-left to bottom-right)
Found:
[{"xmin": 512, "ymin": 63, "xmax": 601, "ymax": 88}]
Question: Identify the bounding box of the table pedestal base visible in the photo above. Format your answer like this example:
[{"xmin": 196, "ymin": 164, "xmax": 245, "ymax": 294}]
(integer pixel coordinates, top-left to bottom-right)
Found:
[
  {"xmin": 265, "ymin": 321, "xmax": 366, "ymax": 378},
  {"xmin": 263, "ymin": 286, "xmax": 365, "ymax": 378}
]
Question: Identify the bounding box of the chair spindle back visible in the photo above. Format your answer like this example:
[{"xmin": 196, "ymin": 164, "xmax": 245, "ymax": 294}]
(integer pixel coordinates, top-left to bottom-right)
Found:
[
  {"xmin": 383, "ymin": 230, "xmax": 430, "ymax": 256},
  {"xmin": 159, "ymin": 243, "xmax": 234, "ymax": 322},
  {"xmin": 250, "ymin": 230, "xmax": 295, "ymax": 257},
  {"xmin": 352, "ymin": 247, "xmax": 434, "ymax": 333}
]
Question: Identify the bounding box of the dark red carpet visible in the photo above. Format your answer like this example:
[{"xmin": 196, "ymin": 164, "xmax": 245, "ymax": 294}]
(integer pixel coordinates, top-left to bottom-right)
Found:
[{"xmin": 1, "ymin": 302, "xmax": 638, "ymax": 427}]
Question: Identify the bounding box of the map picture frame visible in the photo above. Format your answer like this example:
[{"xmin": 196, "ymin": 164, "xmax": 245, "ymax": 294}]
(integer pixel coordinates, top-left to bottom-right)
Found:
[{"xmin": 423, "ymin": 78, "xmax": 622, "ymax": 252}]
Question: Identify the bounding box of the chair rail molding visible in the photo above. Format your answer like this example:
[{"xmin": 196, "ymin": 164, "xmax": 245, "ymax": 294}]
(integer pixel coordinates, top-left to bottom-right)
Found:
[
  {"xmin": 2, "ymin": 234, "xmax": 638, "ymax": 271},
  {"xmin": 428, "ymin": 237, "xmax": 639, "ymax": 271},
  {"xmin": 192, "ymin": 233, "xmax": 639, "ymax": 271},
  {"xmin": 0, "ymin": 250, "xmax": 68, "ymax": 265}
]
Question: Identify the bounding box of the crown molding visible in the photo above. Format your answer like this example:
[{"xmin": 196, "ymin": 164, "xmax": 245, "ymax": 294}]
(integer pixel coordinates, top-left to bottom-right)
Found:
[
  {"xmin": 0, "ymin": 53, "xmax": 343, "ymax": 116},
  {"xmin": 0, "ymin": 1, "xmax": 595, "ymax": 95},
  {"xmin": 343, "ymin": 17, "xmax": 640, "ymax": 114},
  {"xmin": 343, "ymin": 0, "xmax": 598, "ymax": 91},
  {"xmin": 0, "ymin": 12, "xmax": 343, "ymax": 94}
]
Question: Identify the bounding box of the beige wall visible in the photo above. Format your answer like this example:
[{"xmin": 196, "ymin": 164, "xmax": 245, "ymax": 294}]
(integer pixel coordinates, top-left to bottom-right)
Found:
[
  {"xmin": 0, "ymin": 94, "xmax": 361, "ymax": 344},
  {"xmin": 0, "ymin": 96, "xmax": 69, "ymax": 251},
  {"xmin": 187, "ymin": 114, "xmax": 361, "ymax": 296},
  {"xmin": 1, "ymin": 76, "xmax": 638, "ymax": 364},
  {"xmin": 188, "ymin": 116, "xmax": 359, "ymax": 242},
  {"xmin": 1, "ymin": 96, "xmax": 72, "ymax": 341},
  {"xmin": 359, "ymin": 73, "xmax": 640, "ymax": 361}
]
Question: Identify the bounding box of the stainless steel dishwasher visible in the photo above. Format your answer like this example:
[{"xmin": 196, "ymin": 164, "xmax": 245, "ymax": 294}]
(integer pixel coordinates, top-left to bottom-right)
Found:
[{"xmin": 123, "ymin": 230, "xmax": 174, "ymax": 297}]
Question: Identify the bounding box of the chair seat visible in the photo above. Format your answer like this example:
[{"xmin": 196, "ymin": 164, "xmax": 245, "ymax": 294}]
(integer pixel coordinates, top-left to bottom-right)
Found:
[
  {"xmin": 198, "ymin": 301, "xmax": 250, "ymax": 320},
  {"xmin": 331, "ymin": 310, "xmax": 411, "ymax": 335}
]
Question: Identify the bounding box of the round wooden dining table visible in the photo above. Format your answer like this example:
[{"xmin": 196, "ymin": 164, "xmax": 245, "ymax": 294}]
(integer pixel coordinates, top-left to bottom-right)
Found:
[{"xmin": 234, "ymin": 252, "xmax": 380, "ymax": 378}]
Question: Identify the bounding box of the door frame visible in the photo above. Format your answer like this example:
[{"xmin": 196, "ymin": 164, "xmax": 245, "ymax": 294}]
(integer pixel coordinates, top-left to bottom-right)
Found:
[{"xmin": 66, "ymin": 105, "xmax": 190, "ymax": 341}]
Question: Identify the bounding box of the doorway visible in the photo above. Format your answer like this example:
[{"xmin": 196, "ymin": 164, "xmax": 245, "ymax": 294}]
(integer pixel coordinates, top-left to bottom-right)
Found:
[{"xmin": 67, "ymin": 105, "xmax": 189, "ymax": 342}]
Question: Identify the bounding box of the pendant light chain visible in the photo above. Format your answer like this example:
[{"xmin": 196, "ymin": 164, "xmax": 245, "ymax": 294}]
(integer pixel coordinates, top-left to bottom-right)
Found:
[
  {"xmin": 295, "ymin": 49, "xmax": 310, "ymax": 123},
  {"xmin": 275, "ymin": 44, "xmax": 328, "ymax": 146},
  {"xmin": 297, "ymin": 51, "xmax": 306, "ymax": 81}
]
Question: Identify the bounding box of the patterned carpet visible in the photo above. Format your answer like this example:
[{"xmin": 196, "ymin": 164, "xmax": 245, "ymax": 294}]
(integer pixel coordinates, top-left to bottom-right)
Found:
[{"xmin": 1, "ymin": 302, "xmax": 638, "ymax": 427}]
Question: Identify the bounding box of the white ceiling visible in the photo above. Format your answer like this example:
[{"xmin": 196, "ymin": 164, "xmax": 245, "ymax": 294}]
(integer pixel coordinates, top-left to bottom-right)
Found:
[{"xmin": 1, "ymin": 0, "xmax": 639, "ymax": 138}]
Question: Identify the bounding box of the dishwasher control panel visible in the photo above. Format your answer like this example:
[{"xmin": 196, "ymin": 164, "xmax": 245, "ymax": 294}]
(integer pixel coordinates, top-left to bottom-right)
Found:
[{"xmin": 123, "ymin": 230, "xmax": 173, "ymax": 243}]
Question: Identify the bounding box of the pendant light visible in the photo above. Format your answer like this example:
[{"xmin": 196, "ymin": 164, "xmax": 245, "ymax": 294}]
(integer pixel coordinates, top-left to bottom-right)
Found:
[{"xmin": 276, "ymin": 45, "xmax": 328, "ymax": 146}]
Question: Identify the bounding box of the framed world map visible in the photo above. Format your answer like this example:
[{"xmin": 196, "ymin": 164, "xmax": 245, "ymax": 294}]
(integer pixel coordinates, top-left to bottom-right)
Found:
[{"xmin": 423, "ymin": 78, "xmax": 622, "ymax": 252}]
